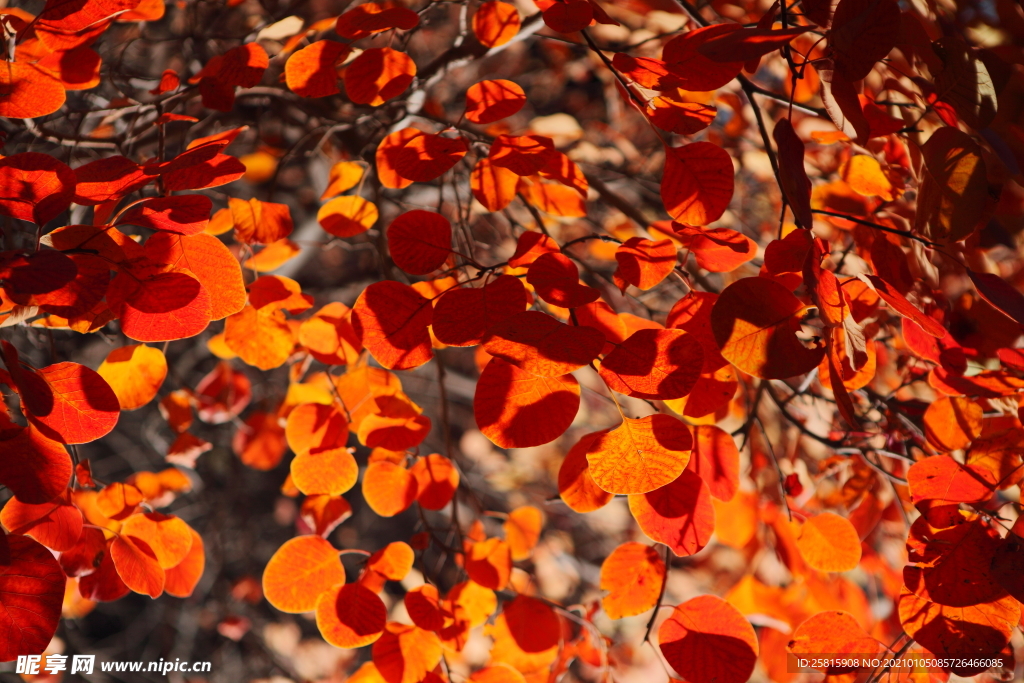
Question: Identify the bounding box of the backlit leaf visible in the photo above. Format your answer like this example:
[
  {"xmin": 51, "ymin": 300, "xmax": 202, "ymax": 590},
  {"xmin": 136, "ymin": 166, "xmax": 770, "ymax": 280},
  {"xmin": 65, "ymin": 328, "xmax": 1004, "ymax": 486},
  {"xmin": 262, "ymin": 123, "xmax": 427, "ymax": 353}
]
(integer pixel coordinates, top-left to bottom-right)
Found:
[
  {"xmin": 285, "ymin": 40, "xmax": 349, "ymax": 98},
  {"xmin": 503, "ymin": 506, "xmax": 543, "ymax": 560},
  {"xmin": 0, "ymin": 535, "xmax": 66, "ymax": 661},
  {"xmin": 352, "ymin": 281, "xmax": 433, "ymax": 370},
  {"xmin": 599, "ymin": 542, "xmax": 664, "ymax": 619},
  {"xmin": 318, "ymin": 195, "xmax": 379, "ymax": 238},
  {"xmin": 387, "ymin": 210, "xmax": 452, "ymax": 275},
  {"xmin": 629, "ymin": 470, "xmax": 713, "ymax": 556},
  {"xmin": 316, "ymin": 582, "xmax": 387, "ymax": 648},
  {"xmin": 345, "ymin": 47, "xmax": 416, "ymax": 106},
  {"xmin": 685, "ymin": 425, "xmax": 740, "ymax": 501},
  {"xmin": 525, "ymin": 252, "xmax": 600, "ymax": 308},
  {"xmin": 474, "ymin": 358, "xmax": 580, "ymax": 449},
  {"xmin": 473, "ymin": 1, "xmax": 520, "ymax": 48},
  {"xmin": 262, "ymin": 535, "xmax": 345, "ymax": 613},
  {"xmin": 466, "ymin": 80, "xmax": 526, "ymax": 124},
  {"xmin": 465, "ymin": 537, "xmax": 512, "ymax": 590},
  {"xmin": 661, "ymin": 142, "xmax": 734, "ymax": 226},
  {"xmin": 795, "ymin": 512, "xmax": 861, "ymax": 572},
  {"xmin": 558, "ymin": 430, "xmax": 613, "ymax": 512},
  {"xmin": 97, "ymin": 345, "xmax": 167, "ymax": 411},
  {"xmin": 483, "ymin": 310, "xmax": 603, "ymax": 376},
  {"xmin": 599, "ymin": 329, "xmax": 703, "ymax": 400},
  {"xmin": 362, "ymin": 461, "xmax": 418, "ymax": 517},
  {"xmin": 710, "ymin": 277, "xmax": 825, "ymax": 379},
  {"xmin": 411, "ymin": 454, "xmax": 459, "ymax": 510},
  {"xmin": 372, "ymin": 623, "xmax": 442, "ymax": 683},
  {"xmin": 659, "ymin": 595, "xmax": 757, "ymax": 683},
  {"xmin": 586, "ymin": 414, "xmax": 692, "ymax": 495},
  {"xmin": 613, "ymin": 237, "xmax": 676, "ymax": 291}
]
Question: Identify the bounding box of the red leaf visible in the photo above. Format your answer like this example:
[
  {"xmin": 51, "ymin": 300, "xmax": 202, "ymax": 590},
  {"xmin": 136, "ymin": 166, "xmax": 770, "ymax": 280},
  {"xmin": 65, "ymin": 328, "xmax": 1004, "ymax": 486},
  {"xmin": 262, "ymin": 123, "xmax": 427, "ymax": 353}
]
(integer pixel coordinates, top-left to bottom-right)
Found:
[
  {"xmin": 629, "ymin": 470, "xmax": 714, "ymax": 556},
  {"xmin": 352, "ymin": 281, "xmax": 434, "ymax": 370},
  {"xmin": 662, "ymin": 25, "xmax": 745, "ymax": 91},
  {"xmin": 614, "ymin": 237, "xmax": 676, "ymax": 290},
  {"xmin": 73, "ymin": 156, "xmax": 156, "ymax": 205},
  {"xmin": 659, "ymin": 595, "xmax": 758, "ymax": 683},
  {"xmin": 674, "ymin": 224, "xmax": 757, "ymax": 272},
  {"xmin": 862, "ymin": 275, "xmax": 946, "ymax": 337},
  {"xmin": 386, "ymin": 211, "xmax": 453, "ymax": 275},
  {"xmin": 465, "ymin": 79, "xmax": 527, "ymax": 124},
  {"xmin": 541, "ymin": 0, "xmax": 592, "ymax": 33},
  {"xmin": 109, "ymin": 271, "xmax": 213, "ymax": 342},
  {"xmin": 432, "ymin": 275, "xmax": 529, "ymax": 347},
  {"xmin": 526, "ymin": 252, "xmax": 600, "ymax": 308},
  {"xmin": 474, "ymin": 357, "xmax": 580, "ymax": 449},
  {"xmin": 285, "ymin": 41, "xmax": 350, "ymax": 98},
  {"xmin": 772, "ymin": 118, "xmax": 813, "ymax": 229},
  {"xmin": 394, "ymin": 133, "xmax": 468, "ymax": 182},
  {"xmin": 697, "ymin": 25, "xmax": 809, "ymax": 62},
  {"xmin": 0, "ymin": 424, "xmax": 72, "ymax": 504},
  {"xmin": 489, "ymin": 135, "xmax": 556, "ymax": 176},
  {"xmin": 0, "ymin": 153, "xmax": 76, "ymax": 225},
  {"xmin": 967, "ymin": 269, "xmax": 1024, "ymax": 326},
  {"xmin": 483, "ymin": 310, "xmax": 604, "ymax": 376},
  {"xmin": 598, "ymin": 329, "xmax": 704, "ymax": 400},
  {"xmin": 0, "ymin": 535, "xmax": 66, "ymax": 661},
  {"xmin": 336, "ymin": 3, "xmax": 419, "ymax": 39},
  {"xmin": 344, "ymin": 47, "xmax": 416, "ymax": 106},
  {"xmin": 662, "ymin": 142, "xmax": 734, "ymax": 226},
  {"xmin": 115, "ymin": 195, "xmax": 212, "ymax": 235},
  {"xmin": 0, "ymin": 492, "xmax": 83, "ymax": 551}
]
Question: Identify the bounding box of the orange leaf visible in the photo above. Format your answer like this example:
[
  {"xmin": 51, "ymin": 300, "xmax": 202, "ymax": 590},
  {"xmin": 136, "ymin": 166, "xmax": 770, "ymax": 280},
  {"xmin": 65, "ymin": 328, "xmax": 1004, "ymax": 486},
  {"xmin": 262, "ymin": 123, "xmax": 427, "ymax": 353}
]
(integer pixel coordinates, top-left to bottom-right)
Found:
[
  {"xmin": 292, "ymin": 448, "xmax": 358, "ymax": 496},
  {"xmin": 362, "ymin": 461, "xmax": 418, "ymax": 517},
  {"xmin": 474, "ymin": 358, "xmax": 580, "ymax": 449},
  {"xmin": 110, "ymin": 271, "xmax": 212, "ymax": 342},
  {"xmin": 143, "ymin": 232, "xmax": 246, "ymax": 320},
  {"xmin": 110, "ymin": 535, "xmax": 165, "ymax": 598},
  {"xmin": 586, "ymin": 415, "xmax": 692, "ymax": 494},
  {"xmin": 469, "ymin": 665, "xmax": 526, "ymax": 683},
  {"xmin": 658, "ymin": 595, "xmax": 758, "ymax": 683},
  {"xmin": 120, "ymin": 512, "xmax": 194, "ymax": 569},
  {"xmin": 224, "ymin": 305, "xmax": 295, "ymax": 370},
  {"xmin": 473, "ymin": 1, "xmax": 520, "ymax": 48},
  {"xmin": 262, "ymin": 535, "xmax": 345, "ymax": 613},
  {"xmin": 674, "ymin": 224, "xmax": 757, "ymax": 273},
  {"xmin": 598, "ymin": 329, "xmax": 703, "ymax": 400},
  {"xmin": 372, "ymin": 623, "xmax": 443, "ymax": 683},
  {"xmin": 285, "ymin": 40, "xmax": 350, "ymax": 98},
  {"xmin": 661, "ymin": 142, "xmax": 734, "ymax": 226},
  {"xmin": 345, "ymin": 47, "xmax": 416, "ymax": 106},
  {"xmin": 647, "ymin": 97, "xmax": 716, "ymax": 135},
  {"xmin": 503, "ymin": 506, "xmax": 543, "ymax": 561},
  {"xmin": 0, "ymin": 62, "xmax": 66, "ymax": 119},
  {"xmin": 841, "ymin": 154, "xmax": 898, "ymax": 200},
  {"xmin": 629, "ymin": 470, "xmax": 713, "ymax": 556},
  {"xmin": 558, "ymin": 430, "xmax": 613, "ymax": 512},
  {"xmin": 0, "ymin": 492, "xmax": 83, "ymax": 551},
  {"xmin": 232, "ymin": 411, "xmax": 285, "ymax": 469},
  {"xmin": 599, "ymin": 542, "xmax": 664, "ymax": 619},
  {"xmin": 795, "ymin": 512, "xmax": 861, "ymax": 572},
  {"xmin": 787, "ymin": 611, "xmax": 883, "ymax": 673},
  {"xmin": 465, "ymin": 537, "xmax": 512, "ymax": 590},
  {"xmin": 164, "ymin": 527, "xmax": 205, "ymax": 598},
  {"xmin": 229, "ymin": 197, "xmax": 294, "ymax": 244},
  {"xmin": 318, "ymin": 194, "xmax": 379, "ymax": 238},
  {"xmin": 710, "ymin": 277, "xmax": 824, "ymax": 379},
  {"xmin": 0, "ymin": 153, "xmax": 75, "ymax": 225},
  {"xmin": 906, "ymin": 454, "xmax": 993, "ymax": 507},
  {"xmin": 470, "ymin": 157, "xmax": 519, "ymax": 211},
  {"xmin": 366, "ymin": 541, "xmax": 415, "ymax": 582},
  {"xmin": 387, "ymin": 210, "xmax": 452, "ymax": 275},
  {"xmin": 898, "ymin": 587, "xmax": 1018, "ymax": 675},
  {"xmin": 285, "ymin": 403, "xmax": 349, "ymax": 457},
  {"xmin": 316, "ymin": 582, "xmax": 387, "ymax": 648},
  {"xmin": 97, "ymin": 345, "xmax": 167, "ymax": 411},
  {"xmin": 923, "ymin": 396, "xmax": 983, "ymax": 452},
  {"xmin": 352, "ymin": 281, "xmax": 435, "ymax": 370},
  {"xmin": 95, "ymin": 482, "xmax": 144, "ymax": 520},
  {"xmin": 298, "ymin": 302, "xmax": 362, "ymax": 365},
  {"xmin": 376, "ymin": 128, "xmax": 421, "ymax": 190},
  {"xmin": 321, "ymin": 161, "xmax": 365, "ymax": 200},
  {"xmin": 685, "ymin": 425, "xmax": 739, "ymax": 501},
  {"xmin": 300, "ymin": 494, "xmax": 353, "ymax": 537},
  {"xmin": 466, "ymin": 80, "xmax": 526, "ymax": 124},
  {"xmin": 411, "ymin": 454, "xmax": 459, "ymax": 510},
  {"xmin": 613, "ymin": 237, "xmax": 676, "ymax": 291}
]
